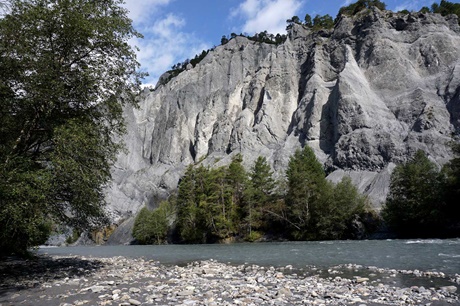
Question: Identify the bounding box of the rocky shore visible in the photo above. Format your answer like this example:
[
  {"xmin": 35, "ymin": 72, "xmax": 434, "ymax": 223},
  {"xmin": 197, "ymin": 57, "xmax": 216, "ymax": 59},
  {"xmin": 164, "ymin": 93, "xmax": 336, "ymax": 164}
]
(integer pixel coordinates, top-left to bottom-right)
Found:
[{"xmin": 0, "ymin": 255, "xmax": 458, "ymax": 306}]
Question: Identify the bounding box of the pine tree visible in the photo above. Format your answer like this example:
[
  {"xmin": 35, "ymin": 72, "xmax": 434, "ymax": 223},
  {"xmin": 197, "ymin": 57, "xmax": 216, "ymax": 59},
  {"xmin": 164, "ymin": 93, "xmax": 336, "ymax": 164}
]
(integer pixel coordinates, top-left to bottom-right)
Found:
[
  {"xmin": 132, "ymin": 207, "xmax": 153, "ymax": 244},
  {"xmin": 314, "ymin": 177, "xmax": 368, "ymax": 240},
  {"xmin": 382, "ymin": 150, "xmax": 445, "ymax": 237},
  {"xmin": 441, "ymin": 143, "xmax": 460, "ymax": 232},
  {"xmin": 206, "ymin": 166, "xmax": 232, "ymax": 240},
  {"xmin": 285, "ymin": 146, "xmax": 328, "ymax": 239},
  {"xmin": 176, "ymin": 165, "xmax": 202, "ymax": 242},
  {"xmin": 226, "ymin": 154, "xmax": 248, "ymax": 229},
  {"xmin": 312, "ymin": 14, "xmax": 334, "ymax": 30},
  {"xmin": 338, "ymin": 0, "xmax": 386, "ymax": 17},
  {"xmin": 304, "ymin": 14, "xmax": 313, "ymax": 27},
  {"xmin": 244, "ymin": 156, "xmax": 276, "ymax": 239}
]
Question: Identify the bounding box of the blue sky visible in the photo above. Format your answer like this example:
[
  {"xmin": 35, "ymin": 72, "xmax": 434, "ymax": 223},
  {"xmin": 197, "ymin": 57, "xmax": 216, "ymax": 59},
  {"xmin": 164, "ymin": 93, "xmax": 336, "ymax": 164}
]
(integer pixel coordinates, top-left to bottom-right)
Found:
[{"xmin": 122, "ymin": 0, "xmax": 455, "ymax": 87}]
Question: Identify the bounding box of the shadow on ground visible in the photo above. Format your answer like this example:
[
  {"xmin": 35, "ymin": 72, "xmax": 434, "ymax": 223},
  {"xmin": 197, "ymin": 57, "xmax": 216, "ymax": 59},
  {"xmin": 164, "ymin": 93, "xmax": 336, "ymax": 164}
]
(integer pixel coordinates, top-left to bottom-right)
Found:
[{"xmin": 0, "ymin": 255, "xmax": 104, "ymax": 298}]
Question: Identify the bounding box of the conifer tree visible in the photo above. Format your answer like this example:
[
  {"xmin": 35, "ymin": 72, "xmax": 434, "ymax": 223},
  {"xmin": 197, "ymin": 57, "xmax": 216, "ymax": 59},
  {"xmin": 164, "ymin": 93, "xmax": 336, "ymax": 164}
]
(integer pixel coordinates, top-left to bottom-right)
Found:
[
  {"xmin": 338, "ymin": 0, "xmax": 386, "ymax": 17},
  {"xmin": 314, "ymin": 177, "xmax": 368, "ymax": 240},
  {"xmin": 304, "ymin": 14, "xmax": 313, "ymax": 27},
  {"xmin": 312, "ymin": 14, "xmax": 334, "ymax": 30},
  {"xmin": 244, "ymin": 156, "xmax": 276, "ymax": 238},
  {"xmin": 382, "ymin": 150, "xmax": 445, "ymax": 236},
  {"xmin": 441, "ymin": 143, "xmax": 460, "ymax": 232},
  {"xmin": 176, "ymin": 165, "xmax": 202, "ymax": 242},
  {"xmin": 226, "ymin": 154, "xmax": 248, "ymax": 224},
  {"xmin": 285, "ymin": 146, "xmax": 328, "ymax": 239}
]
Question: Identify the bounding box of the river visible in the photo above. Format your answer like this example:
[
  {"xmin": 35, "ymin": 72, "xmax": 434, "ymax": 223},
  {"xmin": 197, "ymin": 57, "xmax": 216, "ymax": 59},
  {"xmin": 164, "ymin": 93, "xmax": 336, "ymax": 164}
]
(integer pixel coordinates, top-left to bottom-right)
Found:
[{"xmin": 39, "ymin": 239, "xmax": 460, "ymax": 276}]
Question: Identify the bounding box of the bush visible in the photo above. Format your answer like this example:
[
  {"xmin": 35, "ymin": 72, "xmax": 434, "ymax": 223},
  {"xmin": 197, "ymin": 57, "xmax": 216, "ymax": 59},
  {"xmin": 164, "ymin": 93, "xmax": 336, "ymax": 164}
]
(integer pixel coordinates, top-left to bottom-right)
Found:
[
  {"xmin": 245, "ymin": 231, "xmax": 263, "ymax": 242},
  {"xmin": 66, "ymin": 229, "xmax": 81, "ymax": 245},
  {"xmin": 132, "ymin": 201, "xmax": 175, "ymax": 244}
]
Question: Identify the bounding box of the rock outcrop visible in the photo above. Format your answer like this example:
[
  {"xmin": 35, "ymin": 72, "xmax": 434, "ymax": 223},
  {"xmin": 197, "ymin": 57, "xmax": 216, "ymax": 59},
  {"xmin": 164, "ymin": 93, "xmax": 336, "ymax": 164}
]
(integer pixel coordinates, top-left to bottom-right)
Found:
[{"xmin": 106, "ymin": 8, "xmax": 460, "ymax": 226}]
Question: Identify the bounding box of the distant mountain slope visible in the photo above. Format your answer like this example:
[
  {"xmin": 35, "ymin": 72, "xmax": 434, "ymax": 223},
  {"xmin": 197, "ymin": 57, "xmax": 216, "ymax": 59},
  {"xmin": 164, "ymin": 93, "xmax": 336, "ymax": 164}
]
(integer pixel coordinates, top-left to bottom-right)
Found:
[{"xmin": 106, "ymin": 8, "xmax": 460, "ymax": 226}]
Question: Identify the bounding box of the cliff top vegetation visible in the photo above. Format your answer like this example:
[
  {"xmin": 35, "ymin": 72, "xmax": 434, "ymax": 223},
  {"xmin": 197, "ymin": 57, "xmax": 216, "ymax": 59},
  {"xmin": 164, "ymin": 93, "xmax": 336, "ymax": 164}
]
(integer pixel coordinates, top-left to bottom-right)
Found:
[{"xmin": 158, "ymin": 0, "xmax": 460, "ymax": 88}]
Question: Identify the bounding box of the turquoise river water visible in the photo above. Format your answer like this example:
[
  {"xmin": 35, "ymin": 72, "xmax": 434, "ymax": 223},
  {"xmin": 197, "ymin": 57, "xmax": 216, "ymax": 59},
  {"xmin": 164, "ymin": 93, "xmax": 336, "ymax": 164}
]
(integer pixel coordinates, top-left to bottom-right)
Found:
[{"xmin": 39, "ymin": 239, "xmax": 460, "ymax": 276}]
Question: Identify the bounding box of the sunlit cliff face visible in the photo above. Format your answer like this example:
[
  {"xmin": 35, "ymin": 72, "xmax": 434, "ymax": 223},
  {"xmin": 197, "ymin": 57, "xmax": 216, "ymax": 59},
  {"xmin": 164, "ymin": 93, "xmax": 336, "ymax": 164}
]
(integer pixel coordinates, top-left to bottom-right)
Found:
[{"xmin": 107, "ymin": 8, "xmax": 460, "ymax": 224}]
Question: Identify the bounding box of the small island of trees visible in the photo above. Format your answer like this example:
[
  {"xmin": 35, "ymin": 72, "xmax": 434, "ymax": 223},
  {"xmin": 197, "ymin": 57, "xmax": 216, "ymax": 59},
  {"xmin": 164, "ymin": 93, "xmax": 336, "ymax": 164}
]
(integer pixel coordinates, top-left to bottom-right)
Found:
[
  {"xmin": 133, "ymin": 143, "xmax": 460, "ymax": 245},
  {"xmin": 133, "ymin": 147, "xmax": 377, "ymax": 244}
]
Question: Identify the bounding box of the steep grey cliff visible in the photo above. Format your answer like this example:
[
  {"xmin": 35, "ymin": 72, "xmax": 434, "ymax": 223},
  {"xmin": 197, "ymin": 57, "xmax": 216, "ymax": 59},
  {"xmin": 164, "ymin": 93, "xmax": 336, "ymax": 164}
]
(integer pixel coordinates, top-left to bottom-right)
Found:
[{"xmin": 106, "ymin": 8, "xmax": 460, "ymax": 227}]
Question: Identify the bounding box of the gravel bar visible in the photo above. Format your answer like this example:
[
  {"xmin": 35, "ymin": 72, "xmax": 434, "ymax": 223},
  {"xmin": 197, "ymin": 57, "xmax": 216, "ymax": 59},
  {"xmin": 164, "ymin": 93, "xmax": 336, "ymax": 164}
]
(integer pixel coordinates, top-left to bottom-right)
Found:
[{"xmin": 0, "ymin": 255, "xmax": 458, "ymax": 305}]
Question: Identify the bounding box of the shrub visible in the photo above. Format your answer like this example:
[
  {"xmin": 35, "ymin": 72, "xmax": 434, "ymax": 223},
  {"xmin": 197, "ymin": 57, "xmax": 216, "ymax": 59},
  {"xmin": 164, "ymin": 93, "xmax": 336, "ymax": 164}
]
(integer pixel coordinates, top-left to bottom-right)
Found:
[{"xmin": 132, "ymin": 201, "xmax": 175, "ymax": 244}]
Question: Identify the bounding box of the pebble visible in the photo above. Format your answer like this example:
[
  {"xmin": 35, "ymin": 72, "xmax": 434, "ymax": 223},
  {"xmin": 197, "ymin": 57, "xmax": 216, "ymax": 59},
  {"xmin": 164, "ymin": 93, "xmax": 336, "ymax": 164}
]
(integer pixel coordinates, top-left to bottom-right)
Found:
[
  {"xmin": 354, "ymin": 277, "xmax": 370, "ymax": 283},
  {"xmin": 85, "ymin": 285, "xmax": 105, "ymax": 293},
  {"xmin": 0, "ymin": 255, "xmax": 458, "ymax": 306},
  {"xmin": 128, "ymin": 298, "xmax": 141, "ymax": 305},
  {"xmin": 440, "ymin": 285, "xmax": 458, "ymax": 293},
  {"xmin": 129, "ymin": 287, "xmax": 141, "ymax": 293},
  {"xmin": 177, "ymin": 290, "xmax": 194, "ymax": 296},
  {"xmin": 277, "ymin": 287, "xmax": 293, "ymax": 297}
]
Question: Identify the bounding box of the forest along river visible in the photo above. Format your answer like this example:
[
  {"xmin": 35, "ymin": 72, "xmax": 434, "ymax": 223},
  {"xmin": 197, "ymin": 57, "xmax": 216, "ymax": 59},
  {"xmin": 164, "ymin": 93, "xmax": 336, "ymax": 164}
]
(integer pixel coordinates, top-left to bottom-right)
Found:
[{"xmin": 39, "ymin": 239, "xmax": 460, "ymax": 288}]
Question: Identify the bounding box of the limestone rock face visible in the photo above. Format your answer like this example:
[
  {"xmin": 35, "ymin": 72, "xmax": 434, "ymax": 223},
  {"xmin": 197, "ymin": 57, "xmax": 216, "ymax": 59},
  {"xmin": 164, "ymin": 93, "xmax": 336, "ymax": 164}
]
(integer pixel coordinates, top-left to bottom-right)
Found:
[{"xmin": 107, "ymin": 9, "xmax": 460, "ymax": 222}]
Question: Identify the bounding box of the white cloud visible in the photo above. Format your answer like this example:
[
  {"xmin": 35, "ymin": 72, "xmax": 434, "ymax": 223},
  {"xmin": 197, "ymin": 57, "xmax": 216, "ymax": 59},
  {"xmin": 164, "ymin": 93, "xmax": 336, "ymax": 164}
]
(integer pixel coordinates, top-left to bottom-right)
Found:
[
  {"xmin": 394, "ymin": 0, "xmax": 432, "ymax": 12},
  {"xmin": 123, "ymin": 1, "xmax": 210, "ymax": 86},
  {"xmin": 149, "ymin": 13, "xmax": 185, "ymax": 37},
  {"xmin": 130, "ymin": 13, "xmax": 210, "ymax": 86},
  {"xmin": 342, "ymin": 0, "xmax": 354, "ymax": 5},
  {"xmin": 123, "ymin": 0, "xmax": 172, "ymax": 24},
  {"xmin": 232, "ymin": 0, "xmax": 303, "ymax": 35}
]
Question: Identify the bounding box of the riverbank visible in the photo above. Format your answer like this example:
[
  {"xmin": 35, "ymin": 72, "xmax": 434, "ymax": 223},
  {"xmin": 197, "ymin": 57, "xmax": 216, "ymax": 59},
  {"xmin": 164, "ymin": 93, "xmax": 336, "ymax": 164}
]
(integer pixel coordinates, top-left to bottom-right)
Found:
[{"xmin": 0, "ymin": 255, "xmax": 459, "ymax": 306}]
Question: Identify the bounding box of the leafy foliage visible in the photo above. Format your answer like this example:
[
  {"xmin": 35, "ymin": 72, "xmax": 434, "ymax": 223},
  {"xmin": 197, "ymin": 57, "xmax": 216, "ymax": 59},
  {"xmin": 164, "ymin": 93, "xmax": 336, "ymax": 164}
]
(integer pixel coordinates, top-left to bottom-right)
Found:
[
  {"xmin": 382, "ymin": 150, "xmax": 450, "ymax": 237},
  {"xmin": 431, "ymin": 0, "xmax": 460, "ymax": 16},
  {"xmin": 430, "ymin": 0, "xmax": 460, "ymax": 24},
  {"xmin": 287, "ymin": 14, "xmax": 334, "ymax": 31},
  {"xmin": 0, "ymin": 0, "xmax": 142, "ymax": 256},
  {"xmin": 312, "ymin": 14, "xmax": 334, "ymax": 30},
  {"xmin": 338, "ymin": 0, "xmax": 387, "ymax": 17},
  {"xmin": 442, "ymin": 143, "xmax": 460, "ymax": 229},
  {"xmin": 134, "ymin": 147, "xmax": 375, "ymax": 244},
  {"xmin": 176, "ymin": 166, "xmax": 199, "ymax": 241},
  {"xmin": 175, "ymin": 159, "xmax": 247, "ymax": 243},
  {"xmin": 139, "ymin": 156, "xmax": 270, "ymax": 244},
  {"xmin": 244, "ymin": 156, "xmax": 277, "ymax": 237},
  {"xmin": 398, "ymin": 9, "xmax": 411, "ymax": 14},
  {"xmin": 285, "ymin": 0, "xmax": 387, "ymax": 32},
  {"xmin": 132, "ymin": 200, "xmax": 176, "ymax": 245},
  {"xmin": 246, "ymin": 31, "xmax": 287, "ymax": 45},
  {"xmin": 285, "ymin": 147, "xmax": 329, "ymax": 239},
  {"xmin": 284, "ymin": 146, "xmax": 371, "ymax": 240},
  {"xmin": 304, "ymin": 14, "xmax": 313, "ymax": 27},
  {"xmin": 314, "ymin": 177, "xmax": 369, "ymax": 240}
]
